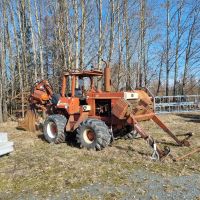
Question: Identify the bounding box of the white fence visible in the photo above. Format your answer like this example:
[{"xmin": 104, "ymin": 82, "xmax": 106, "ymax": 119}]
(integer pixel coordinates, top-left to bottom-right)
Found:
[{"xmin": 154, "ymin": 95, "xmax": 200, "ymax": 114}]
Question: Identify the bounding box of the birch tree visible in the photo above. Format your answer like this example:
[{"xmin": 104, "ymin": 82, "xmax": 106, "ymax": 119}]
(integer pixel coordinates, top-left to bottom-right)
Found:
[
  {"xmin": 97, "ymin": 0, "xmax": 103, "ymax": 89},
  {"xmin": 182, "ymin": 10, "xmax": 198, "ymax": 94},
  {"xmin": 9, "ymin": 1, "xmax": 25, "ymax": 117},
  {"xmin": 28, "ymin": 0, "xmax": 37, "ymax": 81},
  {"xmin": 124, "ymin": 0, "xmax": 131, "ymax": 90},
  {"xmin": 34, "ymin": 0, "xmax": 44, "ymax": 79},
  {"xmin": 18, "ymin": 0, "xmax": 28, "ymax": 88},
  {"xmin": 140, "ymin": 0, "xmax": 146, "ymax": 87},
  {"xmin": 165, "ymin": 0, "xmax": 170, "ymax": 96},
  {"xmin": 108, "ymin": 0, "xmax": 115, "ymax": 63},
  {"xmin": 80, "ymin": 0, "xmax": 86, "ymax": 69},
  {"xmin": 65, "ymin": 1, "xmax": 72, "ymax": 69},
  {"xmin": 73, "ymin": 0, "xmax": 79, "ymax": 70},
  {"xmin": 0, "ymin": 10, "xmax": 5, "ymax": 122}
]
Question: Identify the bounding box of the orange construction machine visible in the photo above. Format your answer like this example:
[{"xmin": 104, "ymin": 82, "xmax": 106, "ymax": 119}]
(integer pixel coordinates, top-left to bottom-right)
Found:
[{"xmin": 19, "ymin": 60, "xmax": 192, "ymax": 160}]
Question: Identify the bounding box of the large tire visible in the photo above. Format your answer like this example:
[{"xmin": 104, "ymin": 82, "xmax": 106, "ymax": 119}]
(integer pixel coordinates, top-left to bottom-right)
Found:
[
  {"xmin": 43, "ymin": 114, "xmax": 67, "ymax": 144},
  {"xmin": 76, "ymin": 118, "xmax": 111, "ymax": 150}
]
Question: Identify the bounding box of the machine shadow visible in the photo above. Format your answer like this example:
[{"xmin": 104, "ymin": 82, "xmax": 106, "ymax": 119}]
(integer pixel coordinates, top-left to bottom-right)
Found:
[
  {"xmin": 65, "ymin": 132, "xmax": 80, "ymax": 147},
  {"xmin": 176, "ymin": 113, "xmax": 200, "ymax": 123},
  {"xmin": 37, "ymin": 131, "xmax": 80, "ymax": 148},
  {"xmin": 114, "ymin": 145, "xmax": 150, "ymax": 157}
]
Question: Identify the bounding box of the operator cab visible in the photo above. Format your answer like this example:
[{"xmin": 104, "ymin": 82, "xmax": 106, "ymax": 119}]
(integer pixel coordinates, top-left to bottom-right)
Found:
[
  {"xmin": 61, "ymin": 69, "xmax": 103, "ymax": 107},
  {"xmin": 62, "ymin": 70, "xmax": 103, "ymax": 96}
]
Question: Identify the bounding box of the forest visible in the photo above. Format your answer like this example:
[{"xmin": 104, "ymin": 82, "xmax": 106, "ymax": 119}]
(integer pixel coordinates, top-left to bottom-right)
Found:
[{"xmin": 0, "ymin": 0, "xmax": 200, "ymax": 122}]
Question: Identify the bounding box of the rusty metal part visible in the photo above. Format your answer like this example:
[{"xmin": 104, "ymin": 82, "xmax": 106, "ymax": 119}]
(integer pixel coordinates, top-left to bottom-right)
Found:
[
  {"xmin": 174, "ymin": 147, "xmax": 200, "ymax": 162},
  {"xmin": 152, "ymin": 115, "xmax": 191, "ymax": 147},
  {"xmin": 129, "ymin": 113, "xmax": 170, "ymax": 160},
  {"xmin": 30, "ymin": 80, "xmax": 53, "ymax": 106},
  {"xmin": 17, "ymin": 110, "xmax": 36, "ymax": 132},
  {"xmin": 61, "ymin": 75, "xmax": 67, "ymax": 97},
  {"xmin": 112, "ymin": 99, "xmax": 129, "ymax": 119},
  {"xmin": 175, "ymin": 132, "xmax": 193, "ymax": 139},
  {"xmin": 71, "ymin": 75, "xmax": 76, "ymax": 97}
]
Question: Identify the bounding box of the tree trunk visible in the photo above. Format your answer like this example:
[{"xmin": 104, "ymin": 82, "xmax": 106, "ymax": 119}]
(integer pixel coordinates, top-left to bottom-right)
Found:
[
  {"xmin": 182, "ymin": 14, "xmax": 196, "ymax": 95},
  {"xmin": 173, "ymin": 0, "xmax": 183, "ymax": 96},
  {"xmin": 28, "ymin": 0, "xmax": 37, "ymax": 81},
  {"xmin": 117, "ymin": 0, "xmax": 122, "ymax": 91},
  {"xmin": 80, "ymin": 0, "xmax": 86, "ymax": 69},
  {"xmin": 97, "ymin": 0, "xmax": 103, "ymax": 89},
  {"xmin": 124, "ymin": 0, "xmax": 131, "ymax": 90},
  {"xmin": 157, "ymin": 54, "xmax": 163, "ymax": 95},
  {"xmin": 58, "ymin": 0, "xmax": 67, "ymax": 69},
  {"xmin": 18, "ymin": 0, "xmax": 28, "ymax": 89},
  {"xmin": 140, "ymin": 0, "xmax": 146, "ymax": 87},
  {"xmin": 65, "ymin": 2, "xmax": 72, "ymax": 70},
  {"xmin": 73, "ymin": 0, "xmax": 79, "ymax": 70},
  {"xmin": 4, "ymin": 0, "xmax": 14, "ymax": 116},
  {"xmin": 10, "ymin": 1, "xmax": 25, "ymax": 117},
  {"xmin": 108, "ymin": 0, "xmax": 115, "ymax": 63},
  {"xmin": 166, "ymin": 0, "xmax": 170, "ymax": 96},
  {"xmin": 34, "ymin": 0, "xmax": 44, "ymax": 79},
  {"xmin": 1, "ymin": 0, "xmax": 8, "ymax": 121},
  {"xmin": 0, "ymin": 81, "xmax": 2, "ymax": 123}
]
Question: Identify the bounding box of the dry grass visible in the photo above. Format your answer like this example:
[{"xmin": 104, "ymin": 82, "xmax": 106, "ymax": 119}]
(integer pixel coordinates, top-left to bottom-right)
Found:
[{"xmin": 0, "ymin": 113, "xmax": 199, "ymax": 199}]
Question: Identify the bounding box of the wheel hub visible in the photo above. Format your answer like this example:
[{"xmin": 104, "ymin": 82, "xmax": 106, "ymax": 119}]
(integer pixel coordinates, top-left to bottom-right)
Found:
[
  {"xmin": 83, "ymin": 129, "xmax": 95, "ymax": 144},
  {"xmin": 47, "ymin": 122, "xmax": 58, "ymax": 138}
]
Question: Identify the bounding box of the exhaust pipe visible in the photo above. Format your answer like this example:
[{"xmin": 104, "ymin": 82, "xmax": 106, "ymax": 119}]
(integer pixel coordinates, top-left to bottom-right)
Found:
[{"xmin": 102, "ymin": 59, "xmax": 111, "ymax": 92}]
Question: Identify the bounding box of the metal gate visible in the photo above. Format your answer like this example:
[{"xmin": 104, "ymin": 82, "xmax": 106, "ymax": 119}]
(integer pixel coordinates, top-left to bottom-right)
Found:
[{"xmin": 154, "ymin": 95, "xmax": 200, "ymax": 114}]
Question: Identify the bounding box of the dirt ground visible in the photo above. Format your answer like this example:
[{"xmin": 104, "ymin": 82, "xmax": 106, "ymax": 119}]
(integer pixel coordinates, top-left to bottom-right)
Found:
[{"xmin": 0, "ymin": 113, "xmax": 200, "ymax": 199}]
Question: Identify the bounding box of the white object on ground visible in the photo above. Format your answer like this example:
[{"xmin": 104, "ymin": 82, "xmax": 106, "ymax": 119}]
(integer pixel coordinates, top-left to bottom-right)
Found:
[{"xmin": 0, "ymin": 132, "xmax": 14, "ymax": 156}]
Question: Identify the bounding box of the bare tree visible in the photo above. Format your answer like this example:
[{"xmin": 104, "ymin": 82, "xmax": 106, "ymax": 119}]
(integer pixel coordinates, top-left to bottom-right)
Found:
[
  {"xmin": 139, "ymin": 0, "xmax": 146, "ymax": 87},
  {"xmin": 96, "ymin": 0, "xmax": 103, "ymax": 89},
  {"xmin": 166, "ymin": 0, "xmax": 170, "ymax": 96},
  {"xmin": 17, "ymin": 0, "xmax": 28, "ymax": 88},
  {"xmin": 108, "ymin": 0, "xmax": 115, "ymax": 63},
  {"xmin": 28, "ymin": 0, "xmax": 37, "ymax": 81},
  {"xmin": 5, "ymin": 1, "xmax": 15, "ymax": 100},
  {"xmin": 0, "ymin": 4, "xmax": 5, "ymax": 122},
  {"xmin": 116, "ymin": 0, "xmax": 123, "ymax": 91},
  {"xmin": 34, "ymin": 0, "xmax": 44, "ymax": 79},
  {"xmin": 10, "ymin": 1, "xmax": 25, "ymax": 117},
  {"xmin": 124, "ymin": 0, "xmax": 131, "ymax": 90},
  {"xmin": 65, "ymin": 1, "xmax": 72, "ymax": 69},
  {"xmin": 72, "ymin": 0, "xmax": 79, "ymax": 70},
  {"xmin": 80, "ymin": 0, "xmax": 86, "ymax": 69},
  {"xmin": 156, "ymin": 53, "xmax": 164, "ymax": 95},
  {"xmin": 173, "ymin": 0, "xmax": 184, "ymax": 95},
  {"xmin": 182, "ymin": 9, "xmax": 198, "ymax": 94}
]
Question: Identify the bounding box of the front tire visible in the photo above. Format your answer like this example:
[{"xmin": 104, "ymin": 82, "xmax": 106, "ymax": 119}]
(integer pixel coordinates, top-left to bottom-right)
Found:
[
  {"xmin": 43, "ymin": 114, "xmax": 67, "ymax": 144},
  {"xmin": 76, "ymin": 119, "xmax": 111, "ymax": 150}
]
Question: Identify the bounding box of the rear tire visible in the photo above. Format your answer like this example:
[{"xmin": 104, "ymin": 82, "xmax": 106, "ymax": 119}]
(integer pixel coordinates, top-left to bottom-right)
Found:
[
  {"xmin": 43, "ymin": 114, "xmax": 67, "ymax": 144},
  {"xmin": 76, "ymin": 119, "xmax": 111, "ymax": 150}
]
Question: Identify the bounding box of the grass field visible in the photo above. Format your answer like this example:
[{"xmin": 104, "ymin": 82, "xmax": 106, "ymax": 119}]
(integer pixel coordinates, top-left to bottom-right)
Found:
[{"xmin": 0, "ymin": 113, "xmax": 199, "ymax": 199}]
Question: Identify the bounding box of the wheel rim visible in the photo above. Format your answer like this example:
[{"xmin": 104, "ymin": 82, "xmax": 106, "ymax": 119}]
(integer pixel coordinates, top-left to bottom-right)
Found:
[
  {"xmin": 47, "ymin": 121, "xmax": 58, "ymax": 138},
  {"xmin": 83, "ymin": 128, "xmax": 95, "ymax": 144}
]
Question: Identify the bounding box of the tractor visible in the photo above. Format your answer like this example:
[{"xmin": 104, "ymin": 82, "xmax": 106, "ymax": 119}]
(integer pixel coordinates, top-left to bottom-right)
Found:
[{"xmin": 18, "ymin": 60, "xmax": 192, "ymax": 160}]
